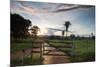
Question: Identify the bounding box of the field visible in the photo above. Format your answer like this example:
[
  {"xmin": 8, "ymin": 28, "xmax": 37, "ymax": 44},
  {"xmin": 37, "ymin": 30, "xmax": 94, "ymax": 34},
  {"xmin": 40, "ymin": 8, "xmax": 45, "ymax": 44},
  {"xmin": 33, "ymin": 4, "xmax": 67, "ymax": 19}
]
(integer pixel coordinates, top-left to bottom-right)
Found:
[
  {"xmin": 11, "ymin": 38, "xmax": 43, "ymax": 66},
  {"xmin": 48, "ymin": 39, "xmax": 95, "ymax": 62},
  {"xmin": 11, "ymin": 38, "xmax": 95, "ymax": 66}
]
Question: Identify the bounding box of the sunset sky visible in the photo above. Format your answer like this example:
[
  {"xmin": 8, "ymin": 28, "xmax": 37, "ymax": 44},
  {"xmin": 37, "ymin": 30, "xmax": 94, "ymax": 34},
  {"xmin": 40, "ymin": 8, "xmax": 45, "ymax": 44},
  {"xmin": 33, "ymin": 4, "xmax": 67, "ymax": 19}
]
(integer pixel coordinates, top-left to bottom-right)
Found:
[{"xmin": 10, "ymin": 1, "xmax": 95, "ymax": 36}]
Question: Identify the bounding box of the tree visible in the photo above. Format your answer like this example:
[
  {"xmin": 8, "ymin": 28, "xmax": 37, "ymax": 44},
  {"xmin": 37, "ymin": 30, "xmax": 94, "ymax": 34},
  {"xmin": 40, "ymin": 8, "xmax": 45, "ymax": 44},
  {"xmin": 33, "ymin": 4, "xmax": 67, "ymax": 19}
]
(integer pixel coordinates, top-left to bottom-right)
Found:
[
  {"xmin": 70, "ymin": 34, "xmax": 75, "ymax": 39},
  {"xmin": 11, "ymin": 13, "xmax": 32, "ymax": 39},
  {"xmin": 30, "ymin": 26, "xmax": 40, "ymax": 60},
  {"xmin": 91, "ymin": 33, "xmax": 95, "ymax": 39},
  {"xmin": 30, "ymin": 25, "xmax": 40, "ymax": 39},
  {"xmin": 64, "ymin": 21, "xmax": 71, "ymax": 39},
  {"xmin": 62, "ymin": 30, "xmax": 65, "ymax": 40}
]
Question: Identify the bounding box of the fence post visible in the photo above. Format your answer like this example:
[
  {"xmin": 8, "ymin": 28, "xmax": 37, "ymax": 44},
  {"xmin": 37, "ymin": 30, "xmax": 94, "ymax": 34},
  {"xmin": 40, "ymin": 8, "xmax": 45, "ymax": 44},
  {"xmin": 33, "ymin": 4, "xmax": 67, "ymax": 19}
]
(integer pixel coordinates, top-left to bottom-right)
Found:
[
  {"xmin": 40, "ymin": 43, "xmax": 43, "ymax": 61},
  {"xmin": 42, "ymin": 43, "xmax": 44, "ymax": 56},
  {"xmin": 71, "ymin": 38, "xmax": 75, "ymax": 56},
  {"xmin": 21, "ymin": 49, "xmax": 25, "ymax": 65}
]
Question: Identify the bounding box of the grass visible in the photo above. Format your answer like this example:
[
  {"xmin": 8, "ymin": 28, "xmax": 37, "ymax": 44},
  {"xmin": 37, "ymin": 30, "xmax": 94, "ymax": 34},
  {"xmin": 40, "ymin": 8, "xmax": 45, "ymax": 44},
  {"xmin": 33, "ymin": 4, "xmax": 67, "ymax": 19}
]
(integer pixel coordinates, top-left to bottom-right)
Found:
[
  {"xmin": 11, "ymin": 42, "xmax": 32, "ymax": 53},
  {"xmin": 11, "ymin": 38, "xmax": 43, "ymax": 66},
  {"xmin": 71, "ymin": 39, "xmax": 95, "ymax": 62},
  {"xmin": 11, "ymin": 38, "xmax": 42, "ymax": 53},
  {"xmin": 48, "ymin": 39, "xmax": 95, "ymax": 62},
  {"xmin": 11, "ymin": 38, "xmax": 95, "ymax": 66}
]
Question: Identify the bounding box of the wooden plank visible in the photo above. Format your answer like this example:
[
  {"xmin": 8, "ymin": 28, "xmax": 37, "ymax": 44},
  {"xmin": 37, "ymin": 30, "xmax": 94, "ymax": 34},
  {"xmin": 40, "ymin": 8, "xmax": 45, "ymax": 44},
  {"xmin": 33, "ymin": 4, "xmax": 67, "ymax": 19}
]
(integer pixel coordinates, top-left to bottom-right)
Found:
[
  {"xmin": 48, "ymin": 45, "xmax": 73, "ymax": 48},
  {"xmin": 43, "ymin": 53, "xmax": 66, "ymax": 56},
  {"xmin": 43, "ymin": 45, "xmax": 73, "ymax": 48},
  {"xmin": 32, "ymin": 51, "xmax": 40, "ymax": 53},
  {"xmin": 49, "ymin": 43, "xmax": 74, "ymax": 48},
  {"xmin": 44, "ymin": 49, "xmax": 58, "ymax": 52},
  {"xmin": 32, "ymin": 47, "xmax": 41, "ymax": 48},
  {"xmin": 43, "ymin": 45, "xmax": 50, "ymax": 47}
]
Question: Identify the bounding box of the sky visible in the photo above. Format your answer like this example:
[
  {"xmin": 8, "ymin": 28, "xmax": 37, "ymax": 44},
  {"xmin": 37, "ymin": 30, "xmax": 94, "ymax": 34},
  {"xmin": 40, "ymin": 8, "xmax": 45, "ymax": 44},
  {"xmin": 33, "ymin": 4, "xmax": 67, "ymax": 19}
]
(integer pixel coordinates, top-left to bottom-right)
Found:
[{"xmin": 10, "ymin": 1, "xmax": 95, "ymax": 36}]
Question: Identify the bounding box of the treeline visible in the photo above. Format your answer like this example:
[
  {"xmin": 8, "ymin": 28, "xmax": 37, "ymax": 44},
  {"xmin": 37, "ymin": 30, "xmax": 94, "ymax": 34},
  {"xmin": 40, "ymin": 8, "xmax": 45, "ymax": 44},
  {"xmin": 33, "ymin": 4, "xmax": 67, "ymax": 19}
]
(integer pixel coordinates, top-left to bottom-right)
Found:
[{"xmin": 45, "ymin": 35, "xmax": 95, "ymax": 40}]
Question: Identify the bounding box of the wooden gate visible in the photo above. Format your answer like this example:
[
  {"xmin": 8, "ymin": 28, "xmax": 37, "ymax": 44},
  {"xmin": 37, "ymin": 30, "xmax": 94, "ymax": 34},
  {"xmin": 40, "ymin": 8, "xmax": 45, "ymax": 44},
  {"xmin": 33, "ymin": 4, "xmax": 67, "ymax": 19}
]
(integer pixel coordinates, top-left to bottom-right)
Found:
[{"xmin": 42, "ymin": 41, "xmax": 75, "ymax": 56}]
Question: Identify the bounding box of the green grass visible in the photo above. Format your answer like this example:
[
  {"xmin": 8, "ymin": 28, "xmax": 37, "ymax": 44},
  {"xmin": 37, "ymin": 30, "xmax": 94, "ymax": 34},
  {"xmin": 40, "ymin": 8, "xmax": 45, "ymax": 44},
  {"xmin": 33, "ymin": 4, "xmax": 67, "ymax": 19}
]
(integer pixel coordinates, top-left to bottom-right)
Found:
[
  {"xmin": 49, "ymin": 39, "xmax": 72, "ymax": 44},
  {"xmin": 71, "ymin": 39, "xmax": 95, "ymax": 62},
  {"xmin": 11, "ymin": 38, "xmax": 42, "ymax": 53},
  {"xmin": 48, "ymin": 39, "xmax": 95, "ymax": 62},
  {"xmin": 11, "ymin": 38, "xmax": 95, "ymax": 65},
  {"xmin": 11, "ymin": 38, "xmax": 43, "ymax": 66},
  {"xmin": 11, "ymin": 42, "xmax": 32, "ymax": 53}
]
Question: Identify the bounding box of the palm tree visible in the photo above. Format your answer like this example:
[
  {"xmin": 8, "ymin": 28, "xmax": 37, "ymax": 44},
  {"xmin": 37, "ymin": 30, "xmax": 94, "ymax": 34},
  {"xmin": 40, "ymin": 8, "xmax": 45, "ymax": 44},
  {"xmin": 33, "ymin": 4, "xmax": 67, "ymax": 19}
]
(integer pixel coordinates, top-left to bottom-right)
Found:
[{"xmin": 64, "ymin": 21, "xmax": 71, "ymax": 39}]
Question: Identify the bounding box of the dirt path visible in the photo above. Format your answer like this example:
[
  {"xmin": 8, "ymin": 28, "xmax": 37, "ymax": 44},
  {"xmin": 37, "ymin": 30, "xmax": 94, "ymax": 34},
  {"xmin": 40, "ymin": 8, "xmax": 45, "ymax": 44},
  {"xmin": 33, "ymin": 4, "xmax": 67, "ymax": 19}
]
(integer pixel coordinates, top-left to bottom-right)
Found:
[
  {"xmin": 42, "ymin": 43, "xmax": 70, "ymax": 64},
  {"xmin": 43, "ymin": 55, "xmax": 70, "ymax": 64}
]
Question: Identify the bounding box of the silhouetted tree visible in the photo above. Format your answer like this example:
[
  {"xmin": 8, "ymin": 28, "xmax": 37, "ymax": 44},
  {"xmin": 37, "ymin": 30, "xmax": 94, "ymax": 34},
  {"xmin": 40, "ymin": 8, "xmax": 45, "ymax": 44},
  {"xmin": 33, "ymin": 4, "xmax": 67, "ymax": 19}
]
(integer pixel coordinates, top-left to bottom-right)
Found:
[
  {"xmin": 64, "ymin": 21, "xmax": 71, "ymax": 39},
  {"xmin": 30, "ymin": 25, "xmax": 40, "ymax": 39},
  {"xmin": 91, "ymin": 33, "xmax": 94, "ymax": 38},
  {"xmin": 70, "ymin": 34, "xmax": 75, "ymax": 39},
  {"xmin": 11, "ymin": 13, "xmax": 32, "ymax": 39},
  {"xmin": 91, "ymin": 33, "xmax": 95, "ymax": 39}
]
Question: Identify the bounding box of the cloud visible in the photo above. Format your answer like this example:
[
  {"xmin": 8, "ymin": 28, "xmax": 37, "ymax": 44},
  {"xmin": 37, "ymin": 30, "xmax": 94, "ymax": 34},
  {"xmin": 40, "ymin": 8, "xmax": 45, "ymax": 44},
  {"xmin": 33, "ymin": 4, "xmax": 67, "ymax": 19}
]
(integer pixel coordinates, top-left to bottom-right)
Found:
[
  {"xmin": 10, "ymin": 1, "xmax": 95, "ymax": 36},
  {"xmin": 11, "ymin": 1, "xmax": 94, "ymax": 14},
  {"xmin": 53, "ymin": 5, "xmax": 94, "ymax": 13},
  {"xmin": 11, "ymin": 1, "xmax": 56, "ymax": 16}
]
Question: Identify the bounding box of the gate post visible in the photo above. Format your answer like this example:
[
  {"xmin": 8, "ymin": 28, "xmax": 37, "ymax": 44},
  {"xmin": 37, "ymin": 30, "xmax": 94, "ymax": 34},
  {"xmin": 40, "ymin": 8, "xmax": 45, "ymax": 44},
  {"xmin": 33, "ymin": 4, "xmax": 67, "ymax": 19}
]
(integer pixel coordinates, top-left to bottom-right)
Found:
[
  {"xmin": 40, "ymin": 42, "xmax": 44, "ymax": 61},
  {"xmin": 71, "ymin": 38, "xmax": 75, "ymax": 56}
]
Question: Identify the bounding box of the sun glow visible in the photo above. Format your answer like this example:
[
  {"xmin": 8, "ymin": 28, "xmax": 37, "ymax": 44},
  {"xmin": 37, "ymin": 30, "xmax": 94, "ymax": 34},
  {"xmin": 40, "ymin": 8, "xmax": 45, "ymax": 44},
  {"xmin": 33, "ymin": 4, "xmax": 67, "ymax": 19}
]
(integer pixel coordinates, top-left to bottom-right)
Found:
[{"xmin": 37, "ymin": 27, "xmax": 48, "ymax": 35}]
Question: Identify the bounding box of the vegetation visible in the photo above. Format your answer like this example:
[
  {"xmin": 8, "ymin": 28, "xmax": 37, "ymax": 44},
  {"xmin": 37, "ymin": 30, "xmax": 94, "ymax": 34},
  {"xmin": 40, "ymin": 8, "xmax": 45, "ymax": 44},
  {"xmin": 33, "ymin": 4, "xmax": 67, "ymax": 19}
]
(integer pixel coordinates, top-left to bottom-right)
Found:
[
  {"xmin": 30, "ymin": 25, "xmax": 40, "ymax": 39},
  {"xmin": 48, "ymin": 39, "xmax": 95, "ymax": 62},
  {"xmin": 70, "ymin": 39, "xmax": 95, "ymax": 62},
  {"xmin": 10, "ymin": 13, "xmax": 95, "ymax": 66},
  {"xmin": 11, "ymin": 13, "xmax": 42, "ymax": 66},
  {"xmin": 11, "ymin": 39, "xmax": 32, "ymax": 53},
  {"xmin": 11, "ymin": 38, "xmax": 43, "ymax": 66},
  {"xmin": 11, "ymin": 13, "xmax": 32, "ymax": 39},
  {"xmin": 11, "ymin": 53, "xmax": 43, "ymax": 66},
  {"xmin": 64, "ymin": 21, "xmax": 71, "ymax": 38}
]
